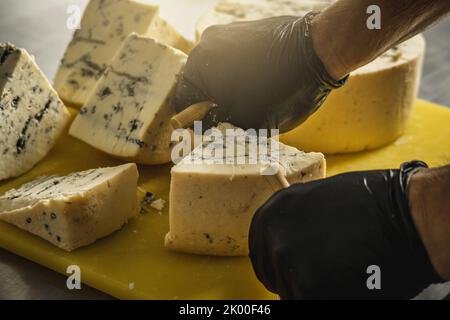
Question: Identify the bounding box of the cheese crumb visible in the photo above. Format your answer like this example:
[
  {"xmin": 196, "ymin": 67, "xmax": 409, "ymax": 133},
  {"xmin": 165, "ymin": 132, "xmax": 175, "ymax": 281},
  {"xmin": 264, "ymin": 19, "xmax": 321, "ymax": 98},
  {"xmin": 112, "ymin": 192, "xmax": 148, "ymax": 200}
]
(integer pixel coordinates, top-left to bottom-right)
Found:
[
  {"xmin": 129, "ymin": 282, "xmax": 135, "ymax": 290},
  {"xmin": 139, "ymin": 190, "xmax": 155, "ymax": 214},
  {"xmin": 151, "ymin": 198, "xmax": 166, "ymax": 211}
]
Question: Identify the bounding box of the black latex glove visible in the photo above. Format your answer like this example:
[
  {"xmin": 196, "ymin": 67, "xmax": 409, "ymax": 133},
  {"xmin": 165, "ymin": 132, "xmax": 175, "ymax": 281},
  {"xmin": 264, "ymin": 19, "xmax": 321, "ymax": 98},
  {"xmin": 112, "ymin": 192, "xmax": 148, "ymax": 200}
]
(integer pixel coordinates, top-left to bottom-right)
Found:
[
  {"xmin": 249, "ymin": 161, "xmax": 445, "ymax": 300},
  {"xmin": 174, "ymin": 12, "xmax": 347, "ymax": 133}
]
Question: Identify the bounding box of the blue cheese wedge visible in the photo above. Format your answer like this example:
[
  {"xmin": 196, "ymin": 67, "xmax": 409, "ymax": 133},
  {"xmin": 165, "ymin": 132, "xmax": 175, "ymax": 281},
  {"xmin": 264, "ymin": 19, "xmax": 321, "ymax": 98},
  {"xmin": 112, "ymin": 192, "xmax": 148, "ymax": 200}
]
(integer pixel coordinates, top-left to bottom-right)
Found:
[
  {"xmin": 165, "ymin": 124, "xmax": 326, "ymax": 256},
  {"xmin": 54, "ymin": 0, "xmax": 193, "ymax": 107},
  {"xmin": 0, "ymin": 163, "xmax": 139, "ymax": 251},
  {"xmin": 69, "ymin": 34, "xmax": 187, "ymax": 165},
  {"xmin": 0, "ymin": 43, "xmax": 70, "ymax": 181}
]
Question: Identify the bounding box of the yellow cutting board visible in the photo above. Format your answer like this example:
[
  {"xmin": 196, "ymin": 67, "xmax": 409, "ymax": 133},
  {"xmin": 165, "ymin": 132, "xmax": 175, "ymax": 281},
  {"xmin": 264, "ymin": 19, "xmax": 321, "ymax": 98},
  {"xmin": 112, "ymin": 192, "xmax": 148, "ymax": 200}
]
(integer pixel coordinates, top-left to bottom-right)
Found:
[{"xmin": 0, "ymin": 99, "xmax": 449, "ymax": 299}]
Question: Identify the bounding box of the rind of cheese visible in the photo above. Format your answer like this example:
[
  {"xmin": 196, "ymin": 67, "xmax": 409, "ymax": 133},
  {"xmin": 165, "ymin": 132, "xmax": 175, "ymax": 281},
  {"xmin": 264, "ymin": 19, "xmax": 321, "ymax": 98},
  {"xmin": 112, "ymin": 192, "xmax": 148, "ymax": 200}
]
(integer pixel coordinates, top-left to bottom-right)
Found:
[
  {"xmin": 54, "ymin": 0, "xmax": 193, "ymax": 107},
  {"xmin": 282, "ymin": 35, "xmax": 426, "ymax": 153},
  {"xmin": 69, "ymin": 34, "xmax": 187, "ymax": 165},
  {"xmin": 195, "ymin": 11, "xmax": 238, "ymax": 42},
  {"xmin": 196, "ymin": 0, "xmax": 333, "ymax": 41},
  {"xmin": 0, "ymin": 163, "xmax": 139, "ymax": 251},
  {"xmin": 165, "ymin": 124, "xmax": 325, "ymax": 256},
  {"xmin": 0, "ymin": 43, "xmax": 70, "ymax": 181}
]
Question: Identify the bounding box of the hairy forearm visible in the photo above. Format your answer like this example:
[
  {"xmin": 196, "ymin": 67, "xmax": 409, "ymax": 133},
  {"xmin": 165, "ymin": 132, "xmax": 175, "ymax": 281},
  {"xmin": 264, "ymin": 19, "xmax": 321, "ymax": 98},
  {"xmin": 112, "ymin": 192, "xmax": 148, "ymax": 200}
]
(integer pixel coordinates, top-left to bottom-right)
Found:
[
  {"xmin": 409, "ymin": 164, "xmax": 450, "ymax": 280},
  {"xmin": 311, "ymin": 0, "xmax": 450, "ymax": 79}
]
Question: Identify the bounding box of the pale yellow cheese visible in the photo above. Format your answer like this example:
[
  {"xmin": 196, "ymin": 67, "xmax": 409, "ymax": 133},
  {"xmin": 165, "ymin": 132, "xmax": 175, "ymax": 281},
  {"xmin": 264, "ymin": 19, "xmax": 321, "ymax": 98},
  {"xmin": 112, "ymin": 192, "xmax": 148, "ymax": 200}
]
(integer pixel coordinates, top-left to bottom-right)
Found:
[
  {"xmin": 165, "ymin": 124, "xmax": 325, "ymax": 256},
  {"xmin": 196, "ymin": 0, "xmax": 332, "ymax": 41},
  {"xmin": 0, "ymin": 163, "xmax": 139, "ymax": 251},
  {"xmin": 196, "ymin": 11, "xmax": 237, "ymax": 41}
]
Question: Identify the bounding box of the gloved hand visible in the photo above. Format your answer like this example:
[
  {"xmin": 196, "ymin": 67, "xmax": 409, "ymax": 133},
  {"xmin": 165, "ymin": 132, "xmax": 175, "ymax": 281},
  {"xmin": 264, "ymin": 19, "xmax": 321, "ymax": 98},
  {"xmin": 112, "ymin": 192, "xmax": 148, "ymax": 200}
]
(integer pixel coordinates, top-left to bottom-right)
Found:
[
  {"xmin": 174, "ymin": 12, "xmax": 347, "ymax": 132},
  {"xmin": 249, "ymin": 161, "xmax": 445, "ymax": 299}
]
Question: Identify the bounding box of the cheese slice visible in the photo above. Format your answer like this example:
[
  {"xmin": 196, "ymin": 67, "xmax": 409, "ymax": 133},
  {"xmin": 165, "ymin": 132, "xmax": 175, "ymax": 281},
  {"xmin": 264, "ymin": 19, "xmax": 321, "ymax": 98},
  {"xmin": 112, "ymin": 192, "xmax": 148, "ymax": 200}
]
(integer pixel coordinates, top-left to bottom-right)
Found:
[
  {"xmin": 69, "ymin": 34, "xmax": 187, "ymax": 164},
  {"xmin": 54, "ymin": 0, "xmax": 193, "ymax": 107},
  {"xmin": 0, "ymin": 163, "xmax": 139, "ymax": 251},
  {"xmin": 0, "ymin": 43, "xmax": 70, "ymax": 181},
  {"xmin": 165, "ymin": 124, "xmax": 325, "ymax": 256}
]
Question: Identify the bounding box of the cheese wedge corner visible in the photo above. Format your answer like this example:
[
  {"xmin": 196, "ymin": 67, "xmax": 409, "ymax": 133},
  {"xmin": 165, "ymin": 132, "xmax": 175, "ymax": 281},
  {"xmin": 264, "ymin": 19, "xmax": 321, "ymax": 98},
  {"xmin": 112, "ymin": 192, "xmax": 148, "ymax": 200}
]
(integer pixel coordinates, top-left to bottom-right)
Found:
[
  {"xmin": 0, "ymin": 42, "xmax": 70, "ymax": 181},
  {"xmin": 0, "ymin": 163, "xmax": 139, "ymax": 251}
]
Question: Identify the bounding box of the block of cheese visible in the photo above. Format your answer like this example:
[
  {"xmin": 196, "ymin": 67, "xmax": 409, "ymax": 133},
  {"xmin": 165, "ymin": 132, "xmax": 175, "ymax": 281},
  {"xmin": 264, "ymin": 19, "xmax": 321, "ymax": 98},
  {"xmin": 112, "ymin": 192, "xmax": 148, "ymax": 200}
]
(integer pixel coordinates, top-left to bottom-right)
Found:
[
  {"xmin": 196, "ymin": 0, "xmax": 333, "ymax": 41},
  {"xmin": 0, "ymin": 163, "xmax": 139, "ymax": 251},
  {"xmin": 69, "ymin": 34, "xmax": 187, "ymax": 164},
  {"xmin": 282, "ymin": 35, "xmax": 426, "ymax": 153},
  {"xmin": 165, "ymin": 124, "xmax": 325, "ymax": 256},
  {"xmin": 0, "ymin": 43, "xmax": 70, "ymax": 181},
  {"xmin": 54, "ymin": 0, "xmax": 193, "ymax": 107}
]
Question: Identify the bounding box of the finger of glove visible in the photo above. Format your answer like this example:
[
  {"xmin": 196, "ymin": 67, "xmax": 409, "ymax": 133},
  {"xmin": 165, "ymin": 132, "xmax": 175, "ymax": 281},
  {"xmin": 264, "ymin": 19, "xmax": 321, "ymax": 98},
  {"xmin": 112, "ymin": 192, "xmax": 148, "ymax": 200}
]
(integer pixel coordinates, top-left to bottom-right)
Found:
[
  {"xmin": 174, "ymin": 72, "xmax": 211, "ymax": 113},
  {"xmin": 249, "ymin": 187, "xmax": 301, "ymax": 296},
  {"xmin": 174, "ymin": 39, "xmax": 217, "ymax": 111},
  {"xmin": 196, "ymin": 105, "xmax": 230, "ymax": 131},
  {"xmin": 266, "ymin": 86, "xmax": 330, "ymax": 133},
  {"xmin": 249, "ymin": 200, "xmax": 279, "ymax": 294}
]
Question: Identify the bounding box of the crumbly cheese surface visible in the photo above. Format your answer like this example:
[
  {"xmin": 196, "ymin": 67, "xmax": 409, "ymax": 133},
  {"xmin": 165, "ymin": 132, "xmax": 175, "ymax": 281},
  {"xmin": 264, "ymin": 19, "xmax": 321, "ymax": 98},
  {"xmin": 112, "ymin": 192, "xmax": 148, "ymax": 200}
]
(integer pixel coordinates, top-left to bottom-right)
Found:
[
  {"xmin": 166, "ymin": 124, "xmax": 325, "ymax": 256},
  {"xmin": 0, "ymin": 163, "xmax": 139, "ymax": 251},
  {"xmin": 69, "ymin": 34, "xmax": 187, "ymax": 164},
  {"xmin": 0, "ymin": 43, "xmax": 70, "ymax": 181}
]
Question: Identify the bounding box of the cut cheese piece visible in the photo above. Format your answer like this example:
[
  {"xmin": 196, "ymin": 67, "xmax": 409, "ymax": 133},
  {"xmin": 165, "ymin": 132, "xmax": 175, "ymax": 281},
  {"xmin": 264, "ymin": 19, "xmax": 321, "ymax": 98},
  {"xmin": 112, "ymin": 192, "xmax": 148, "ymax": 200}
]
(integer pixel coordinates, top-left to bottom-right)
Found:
[
  {"xmin": 165, "ymin": 124, "xmax": 325, "ymax": 256},
  {"xmin": 196, "ymin": 0, "xmax": 333, "ymax": 41},
  {"xmin": 0, "ymin": 163, "xmax": 139, "ymax": 251},
  {"xmin": 282, "ymin": 35, "xmax": 426, "ymax": 153},
  {"xmin": 0, "ymin": 43, "xmax": 70, "ymax": 181},
  {"xmin": 54, "ymin": 0, "xmax": 193, "ymax": 107},
  {"xmin": 69, "ymin": 34, "xmax": 187, "ymax": 165}
]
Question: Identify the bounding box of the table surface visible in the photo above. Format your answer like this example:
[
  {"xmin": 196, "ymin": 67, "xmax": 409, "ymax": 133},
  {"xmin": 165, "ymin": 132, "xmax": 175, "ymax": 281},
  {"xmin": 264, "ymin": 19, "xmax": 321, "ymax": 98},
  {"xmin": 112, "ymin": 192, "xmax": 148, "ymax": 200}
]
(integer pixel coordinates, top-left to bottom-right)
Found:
[{"xmin": 0, "ymin": 0, "xmax": 449, "ymax": 300}]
